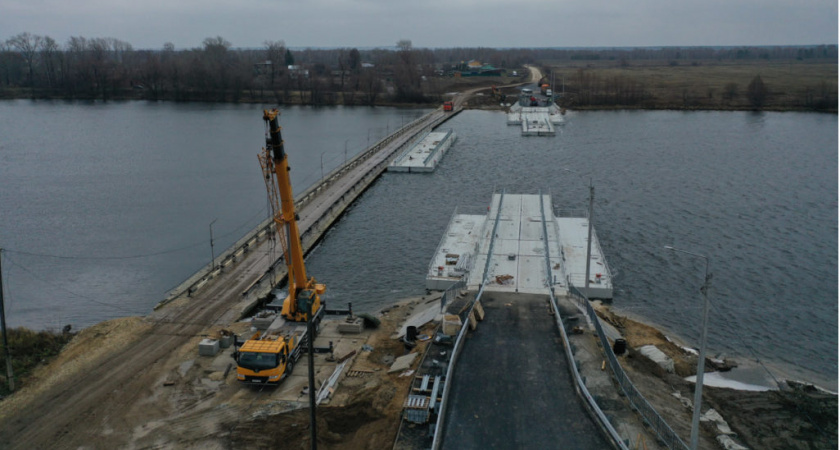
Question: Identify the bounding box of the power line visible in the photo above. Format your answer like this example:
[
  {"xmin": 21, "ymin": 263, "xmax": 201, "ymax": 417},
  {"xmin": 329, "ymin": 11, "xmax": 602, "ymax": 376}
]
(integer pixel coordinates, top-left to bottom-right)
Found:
[
  {"xmin": 2, "ymin": 206, "xmax": 268, "ymax": 261},
  {"xmin": 2, "ymin": 253, "xmax": 138, "ymax": 316}
]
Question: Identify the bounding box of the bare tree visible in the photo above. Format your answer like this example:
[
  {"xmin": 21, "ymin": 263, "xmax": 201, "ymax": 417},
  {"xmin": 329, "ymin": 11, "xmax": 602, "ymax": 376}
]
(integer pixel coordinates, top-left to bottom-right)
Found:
[
  {"xmin": 359, "ymin": 68, "xmax": 381, "ymax": 105},
  {"xmin": 7, "ymin": 32, "xmax": 43, "ymax": 87},
  {"xmin": 40, "ymin": 36, "xmax": 59, "ymax": 90},
  {"xmin": 396, "ymin": 39, "xmax": 412, "ymax": 52},
  {"xmin": 264, "ymin": 40, "xmax": 285, "ymax": 87}
]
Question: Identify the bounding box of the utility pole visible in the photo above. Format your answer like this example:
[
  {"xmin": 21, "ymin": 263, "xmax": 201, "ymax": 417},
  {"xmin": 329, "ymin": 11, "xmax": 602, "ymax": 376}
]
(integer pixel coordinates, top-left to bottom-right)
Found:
[
  {"xmin": 664, "ymin": 246, "xmax": 712, "ymax": 450},
  {"xmin": 564, "ymin": 168, "xmax": 596, "ymax": 296},
  {"xmin": 0, "ymin": 249, "xmax": 14, "ymax": 392},
  {"xmin": 344, "ymin": 139, "xmax": 349, "ymax": 164},
  {"xmin": 584, "ymin": 179, "xmax": 594, "ymax": 297},
  {"xmin": 307, "ymin": 297, "xmax": 317, "ymax": 450}
]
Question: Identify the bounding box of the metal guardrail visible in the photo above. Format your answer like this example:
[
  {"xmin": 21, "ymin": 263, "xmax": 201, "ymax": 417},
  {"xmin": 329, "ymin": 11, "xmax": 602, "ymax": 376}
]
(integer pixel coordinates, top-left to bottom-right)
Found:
[
  {"xmin": 431, "ymin": 190, "xmax": 505, "ymax": 450},
  {"xmin": 296, "ymin": 112, "xmax": 437, "ymax": 212},
  {"xmin": 567, "ymin": 283, "xmax": 690, "ymax": 450},
  {"xmin": 426, "ymin": 205, "xmax": 461, "ymax": 276},
  {"xmin": 391, "ymin": 127, "xmax": 431, "ymax": 166},
  {"xmin": 538, "ymin": 194, "xmax": 628, "ymax": 449},
  {"xmin": 422, "ymin": 129, "xmax": 454, "ymax": 165}
]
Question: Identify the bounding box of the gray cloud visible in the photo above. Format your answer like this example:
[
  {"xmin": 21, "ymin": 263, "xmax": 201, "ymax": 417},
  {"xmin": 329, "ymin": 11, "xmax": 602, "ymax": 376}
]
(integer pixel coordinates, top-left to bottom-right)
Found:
[{"xmin": 1, "ymin": 0, "xmax": 836, "ymax": 48}]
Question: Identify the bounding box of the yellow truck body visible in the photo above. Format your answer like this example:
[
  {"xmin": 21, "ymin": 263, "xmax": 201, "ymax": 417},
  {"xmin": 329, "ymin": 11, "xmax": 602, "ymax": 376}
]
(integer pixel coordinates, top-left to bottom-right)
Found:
[{"xmin": 235, "ymin": 332, "xmax": 300, "ymax": 384}]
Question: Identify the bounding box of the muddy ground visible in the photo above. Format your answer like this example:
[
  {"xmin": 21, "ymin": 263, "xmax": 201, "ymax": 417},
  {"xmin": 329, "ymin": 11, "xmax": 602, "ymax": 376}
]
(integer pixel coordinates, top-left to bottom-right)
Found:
[
  {"xmin": 1, "ymin": 295, "xmax": 835, "ymax": 449},
  {"xmin": 594, "ymin": 303, "xmax": 838, "ymax": 449}
]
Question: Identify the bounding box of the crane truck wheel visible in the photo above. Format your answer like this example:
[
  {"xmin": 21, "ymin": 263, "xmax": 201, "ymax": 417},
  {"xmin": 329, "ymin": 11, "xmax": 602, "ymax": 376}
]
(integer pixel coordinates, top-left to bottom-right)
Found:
[{"xmin": 286, "ymin": 359, "xmax": 294, "ymax": 375}]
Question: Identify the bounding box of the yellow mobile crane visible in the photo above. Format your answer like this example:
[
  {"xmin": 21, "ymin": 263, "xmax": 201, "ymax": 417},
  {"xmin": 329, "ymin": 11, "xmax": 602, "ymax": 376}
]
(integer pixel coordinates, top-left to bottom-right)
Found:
[
  {"xmin": 234, "ymin": 109, "xmax": 326, "ymax": 386},
  {"xmin": 260, "ymin": 108, "xmax": 326, "ymax": 321}
]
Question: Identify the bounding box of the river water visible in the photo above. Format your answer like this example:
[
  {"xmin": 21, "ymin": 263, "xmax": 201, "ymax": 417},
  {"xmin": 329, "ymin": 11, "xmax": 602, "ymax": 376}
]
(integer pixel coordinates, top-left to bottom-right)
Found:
[{"xmin": 0, "ymin": 101, "xmax": 836, "ymax": 389}]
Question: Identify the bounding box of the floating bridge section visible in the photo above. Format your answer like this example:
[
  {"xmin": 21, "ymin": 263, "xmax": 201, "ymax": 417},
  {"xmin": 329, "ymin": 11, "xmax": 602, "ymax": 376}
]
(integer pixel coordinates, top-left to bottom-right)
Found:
[
  {"xmin": 432, "ymin": 194, "xmax": 614, "ymax": 449},
  {"xmin": 158, "ymin": 106, "xmax": 462, "ymax": 317}
]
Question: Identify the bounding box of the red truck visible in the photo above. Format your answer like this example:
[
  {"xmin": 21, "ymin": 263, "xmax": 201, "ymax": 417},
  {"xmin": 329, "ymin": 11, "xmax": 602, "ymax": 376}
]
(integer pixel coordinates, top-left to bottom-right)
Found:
[{"xmin": 443, "ymin": 101, "xmax": 454, "ymax": 112}]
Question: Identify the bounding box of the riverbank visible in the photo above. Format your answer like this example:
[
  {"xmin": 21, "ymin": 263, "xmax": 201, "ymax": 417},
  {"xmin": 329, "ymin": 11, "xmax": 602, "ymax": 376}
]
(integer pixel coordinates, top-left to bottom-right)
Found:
[
  {"xmin": 594, "ymin": 304, "xmax": 838, "ymax": 449},
  {"xmin": 3, "ymin": 87, "xmax": 836, "ymax": 114},
  {"xmin": 1, "ymin": 295, "xmax": 835, "ymax": 449}
]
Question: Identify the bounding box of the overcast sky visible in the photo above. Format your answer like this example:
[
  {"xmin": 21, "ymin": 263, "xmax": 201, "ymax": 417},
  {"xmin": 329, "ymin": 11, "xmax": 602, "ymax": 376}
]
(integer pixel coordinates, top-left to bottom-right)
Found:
[{"xmin": 2, "ymin": 0, "xmax": 837, "ymax": 50}]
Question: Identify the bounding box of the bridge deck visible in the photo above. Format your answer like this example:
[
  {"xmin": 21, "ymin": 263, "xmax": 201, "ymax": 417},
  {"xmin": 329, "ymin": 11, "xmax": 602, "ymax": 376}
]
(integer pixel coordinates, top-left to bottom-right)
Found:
[{"xmin": 441, "ymin": 292, "xmax": 610, "ymax": 449}]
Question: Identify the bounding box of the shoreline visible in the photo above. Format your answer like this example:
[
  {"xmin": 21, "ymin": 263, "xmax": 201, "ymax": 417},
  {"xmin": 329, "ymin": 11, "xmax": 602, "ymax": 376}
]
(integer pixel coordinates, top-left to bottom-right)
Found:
[
  {"xmin": 606, "ymin": 303, "xmax": 838, "ymax": 394},
  {"xmin": 2, "ymin": 293, "xmax": 835, "ymax": 449},
  {"xmin": 0, "ymin": 94, "xmax": 835, "ymax": 114}
]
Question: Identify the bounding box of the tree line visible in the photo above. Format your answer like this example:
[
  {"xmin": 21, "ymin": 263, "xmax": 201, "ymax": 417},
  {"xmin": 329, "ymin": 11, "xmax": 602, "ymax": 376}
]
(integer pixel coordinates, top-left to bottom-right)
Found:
[{"xmin": 1, "ymin": 32, "xmax": 836, "ymax": 108}]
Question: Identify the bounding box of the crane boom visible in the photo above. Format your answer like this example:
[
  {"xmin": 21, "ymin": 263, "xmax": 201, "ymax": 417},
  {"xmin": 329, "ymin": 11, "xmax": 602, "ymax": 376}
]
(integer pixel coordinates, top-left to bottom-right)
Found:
[{"xmin": 261, "ymin": 109, "xmax": 325, "ymax": 322}]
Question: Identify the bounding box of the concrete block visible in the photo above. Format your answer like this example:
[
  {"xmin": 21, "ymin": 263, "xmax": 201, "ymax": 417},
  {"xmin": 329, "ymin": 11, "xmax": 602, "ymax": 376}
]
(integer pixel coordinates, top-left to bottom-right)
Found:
[
  {"xmin": 473, "ymin": 300, "xmax": 485, "ymax": 321},
  {"xmin": 253, "ymin": 314, "xmax": 275, "ymax": 330},
  {"xmin": 338, "ymin": 317, "xmax": 364, "ymax": 334},
  {"xmin": 468, "ymin": 311, "xmax": 477, "ymax": 330},
  {"xmin": 199, "ymin": 338, "xmax": 220, "ymax": 357},
  {"xmin": 388, "ymin": 352, "xmax": 419, "ymax": 373},
  {"xmin": 218, "ymin": 333, "xmax": 233, "ymax": 348},
  {"xmin": 442, "ymin": 315, "xmax": 462, "ymax": 336}
]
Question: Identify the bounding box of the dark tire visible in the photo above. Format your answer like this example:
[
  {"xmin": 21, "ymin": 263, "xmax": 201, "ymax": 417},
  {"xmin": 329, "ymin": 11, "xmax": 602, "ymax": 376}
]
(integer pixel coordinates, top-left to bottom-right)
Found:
[{"xmin": 286, "ymin": 358, "xmax": 294, "ymax": 375}]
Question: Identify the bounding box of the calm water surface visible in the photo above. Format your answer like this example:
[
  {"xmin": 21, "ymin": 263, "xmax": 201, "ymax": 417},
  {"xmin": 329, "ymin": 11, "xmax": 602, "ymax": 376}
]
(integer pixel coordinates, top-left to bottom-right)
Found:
[
  {"xmin": 0, "ymin": 99, "xmax": 427, "ymax": 326},
  {"xmin": 0, "ymin": 101, "xmax": 836, "ymax": 389},
  {"xmin": 306, "ymin": 110, "xmax": 838, "ymax": 389}
]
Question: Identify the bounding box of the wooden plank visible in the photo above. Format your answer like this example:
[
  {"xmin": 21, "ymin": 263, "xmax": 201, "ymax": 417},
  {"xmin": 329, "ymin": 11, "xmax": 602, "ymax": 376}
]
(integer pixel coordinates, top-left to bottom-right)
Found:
[
  {"xmin": 473, "ymin": 300, "xmax": 485, "ymax": 321},
  {"xmin": 429, "ymin": 376, "xmax": 441, "ymax": 410},
  {"xmin": 419, "ymin": 374, "xmax": 430, "ymax": 391}
]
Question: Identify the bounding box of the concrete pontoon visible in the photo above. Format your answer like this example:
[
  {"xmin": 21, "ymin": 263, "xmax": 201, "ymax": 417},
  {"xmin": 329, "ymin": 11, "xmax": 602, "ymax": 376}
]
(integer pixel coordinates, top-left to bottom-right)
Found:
[
  {"xmin": 506, "ymin": 93, "xmax": 565, "ymax": 136},
  {"xmin": 425, "ymin": 193, "xmax": 613, "ymax": 299},
  {"xmin": 388, "ymin": 129, "xmax": 456, "ymax": 172}
]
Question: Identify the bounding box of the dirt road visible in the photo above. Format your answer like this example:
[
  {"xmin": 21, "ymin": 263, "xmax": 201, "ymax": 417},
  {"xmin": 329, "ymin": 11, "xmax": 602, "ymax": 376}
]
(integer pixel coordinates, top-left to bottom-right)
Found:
[
  {"xmin": 0, "ymin": 248, "xmax": 271, "ymax": 448},
  {"xmin": 0, "ymin": 111, "xmax": 445, "ymax": 449}
]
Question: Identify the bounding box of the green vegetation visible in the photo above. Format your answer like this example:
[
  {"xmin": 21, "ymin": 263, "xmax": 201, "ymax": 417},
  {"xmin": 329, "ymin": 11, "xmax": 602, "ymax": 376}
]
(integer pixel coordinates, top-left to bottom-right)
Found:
[{"xmin": 0, "ymin": 327, "xmax": 74, "ymax": 398}]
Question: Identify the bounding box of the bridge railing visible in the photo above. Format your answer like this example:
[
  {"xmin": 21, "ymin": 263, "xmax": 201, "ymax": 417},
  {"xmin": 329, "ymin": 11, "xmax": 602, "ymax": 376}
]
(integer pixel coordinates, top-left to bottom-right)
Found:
[
  {"xmin": 295, "ymin": 110, "xmax": 437, "ymax": 212},
  {"xmin": 431, "ymin": 190, "xmax": 505, "ymax": 450},
  {"xmin": 422, "ymin": 129, "xmax": 454, "ymax": 165},
  {"xmin": 538, "ymin": 194, "xmax": 628, "ymax": 449},
  {"xmin": 162, "ymin": 110, "xmax": 444, "ymax": 305},
  {"xmin": 567, "ymin": 282, "xmax": 690, "ymax": 450}
]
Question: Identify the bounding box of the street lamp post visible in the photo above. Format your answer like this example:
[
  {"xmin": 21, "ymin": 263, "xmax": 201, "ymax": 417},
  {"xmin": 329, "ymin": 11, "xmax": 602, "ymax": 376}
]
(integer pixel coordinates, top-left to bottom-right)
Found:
[
  {"xmin": 209, "ymin": 219, "xmax": 217, "ymax": 272},
  {"xmin": 344, "ymin": 138, "xmax": 349, "ymax": 164},
  {"xmin": 563, "ymin": 169, "xmax": 595, "ymax": 297},
  {"xmin": 664, "ymin": 245, "xmax": 712, "ymax": 450},
  {"xmin": 583, "ymin": 178, "xmax": 594, "ymax": 296},
  {"xmin": 320, "ymin": 151, "xmax": 326, "ymax": 180}
]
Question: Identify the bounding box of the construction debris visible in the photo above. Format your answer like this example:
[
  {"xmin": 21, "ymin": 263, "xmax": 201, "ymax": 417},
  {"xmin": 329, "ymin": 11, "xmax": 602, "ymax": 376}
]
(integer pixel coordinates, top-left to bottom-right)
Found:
[{"xmin": 388, "ymin": 352, "xmax": 419, "ymax": 373}]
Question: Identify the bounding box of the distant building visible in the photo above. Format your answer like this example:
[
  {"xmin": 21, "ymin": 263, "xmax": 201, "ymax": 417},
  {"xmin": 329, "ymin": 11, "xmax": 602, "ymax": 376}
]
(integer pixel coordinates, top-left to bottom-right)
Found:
[
  {"xmin": 253, "ymin": 60, "xmax": 272, "ymax": 75},
  {"xmin": 287, "ymin": 65, "xmax": 309, "ymax": 78}
]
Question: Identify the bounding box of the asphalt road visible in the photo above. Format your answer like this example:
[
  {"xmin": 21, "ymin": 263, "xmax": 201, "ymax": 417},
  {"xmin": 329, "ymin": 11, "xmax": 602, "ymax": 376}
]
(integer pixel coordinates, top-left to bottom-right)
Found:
[{"xmin": 441, "ymin": 292, "xmax": 610, "ymax": 449}]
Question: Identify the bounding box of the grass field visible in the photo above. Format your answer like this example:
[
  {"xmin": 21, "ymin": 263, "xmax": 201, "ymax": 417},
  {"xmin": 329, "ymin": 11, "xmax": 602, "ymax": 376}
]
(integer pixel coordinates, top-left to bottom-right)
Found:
[{"xmin": 542, "ymin": 59, "xmax": 837, "ymax": 111}]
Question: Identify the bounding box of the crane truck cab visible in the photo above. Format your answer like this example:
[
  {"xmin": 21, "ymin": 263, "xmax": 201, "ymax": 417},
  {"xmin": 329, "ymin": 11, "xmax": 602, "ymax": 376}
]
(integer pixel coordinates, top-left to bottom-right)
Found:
[
  {"xmin": 235, "ymin": 330, "xmax": 302, "ymax": 384},
  {"xmin": 443, "ymin": 101, "xmax": 454, "ymax": 111}
]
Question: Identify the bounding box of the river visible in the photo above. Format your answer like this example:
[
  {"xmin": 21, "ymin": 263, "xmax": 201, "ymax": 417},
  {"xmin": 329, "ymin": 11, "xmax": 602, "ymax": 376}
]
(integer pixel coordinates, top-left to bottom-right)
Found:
[{"xmin": 0, "ymin": 101, "xmax": 836, "ymax": 390}]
